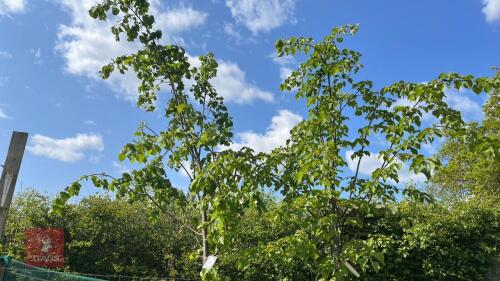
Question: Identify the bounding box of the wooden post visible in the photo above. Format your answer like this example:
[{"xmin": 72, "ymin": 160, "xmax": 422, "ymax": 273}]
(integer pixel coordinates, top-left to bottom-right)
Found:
[{"xmin": 0, "ymin": 131, "xmax": 28, "ymax": 239}]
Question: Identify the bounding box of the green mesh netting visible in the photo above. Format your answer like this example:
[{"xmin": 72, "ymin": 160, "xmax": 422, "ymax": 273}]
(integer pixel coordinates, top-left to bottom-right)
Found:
[{"xmin": 0, "ymin": 256, "xmax": 105, "ymax": 281}]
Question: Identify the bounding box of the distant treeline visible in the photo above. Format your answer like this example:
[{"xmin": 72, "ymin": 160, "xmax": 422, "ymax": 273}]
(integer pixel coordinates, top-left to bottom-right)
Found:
[{"xmin": 1, "ymin": 188, "xmax": 498, "ymax": 280}]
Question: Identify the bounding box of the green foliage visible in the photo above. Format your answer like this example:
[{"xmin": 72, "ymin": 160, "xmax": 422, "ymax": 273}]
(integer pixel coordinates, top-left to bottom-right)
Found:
[
  {"xmin": 5, "ymin": 189, "xmax": 500, "ymax": 281},
  {"xmin": 223, "ymin": 197, "xmax": 499, "ymax": 281},
  {"xmin": 429, "ymin": 77, "xmax": 500, "ymax": 205},
  {"xmin": 54, "ymin": 1, "xmax": 267, "ymax": 278},
  {"xmin": 364, "ymin": 202, "xmax": 500, "ymax": 281},
  {"xmin": 261, "ymin": 25, "xmax": 500, "ymax": 279},
  {"xmin": 0, "ymin": 190, "xmax": 57, "ymax": 260},
  {"xmin": 4, "ymin": 190, "xmax": 201, "ymax": 279},
  {"xmin": 66, "ymin": 196, "xmax": 199, "ymax": 278},
  {"xmin": 48, "ymin": 1, "xmax": 500, "ymax": 279}
]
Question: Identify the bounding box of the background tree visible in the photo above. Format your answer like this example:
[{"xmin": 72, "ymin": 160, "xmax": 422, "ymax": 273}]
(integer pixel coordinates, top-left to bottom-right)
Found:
[
  {"xmin": 429, "ymin": 73, "xmax": 500, "ymax": 205},
  {"xmin": 0, "ymin": 190, "xmax": 57, "ymax": 260},
  {"xmin": 363, "ymin": 201, "xmax": 499, "ymax": 281},
  {"xmin": 5, "ymin": 188, "xmax": 499, "ymax": 280},
  {"xmin": 3, "ymin": 190, "xmax": 201, "ymax": 280},
  {"xmin": 66, "ymin": 196, "xmax": 200, "ymax": 279}
]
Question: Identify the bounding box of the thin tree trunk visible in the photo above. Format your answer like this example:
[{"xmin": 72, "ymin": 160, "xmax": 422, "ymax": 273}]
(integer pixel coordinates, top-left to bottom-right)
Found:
[{"xmin": 201, "ymin": 208, "xmax": 209, "ymax": 263}]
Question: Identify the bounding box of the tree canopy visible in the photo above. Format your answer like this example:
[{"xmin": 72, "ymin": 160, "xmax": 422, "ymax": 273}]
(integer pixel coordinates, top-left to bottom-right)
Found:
[
  {"xmin": 51, "ymin": 1, "xmax": 500, "ymax": 280},
  {"xmin": 429, "ymin": 73, "xmax": 500, "ymax": 205}
]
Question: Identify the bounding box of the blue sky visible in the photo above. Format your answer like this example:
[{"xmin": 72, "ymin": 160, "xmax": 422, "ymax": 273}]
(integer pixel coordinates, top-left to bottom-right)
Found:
[{"xmin": 0, "ymin": 0, "xmax": 499, "ymax": 196}]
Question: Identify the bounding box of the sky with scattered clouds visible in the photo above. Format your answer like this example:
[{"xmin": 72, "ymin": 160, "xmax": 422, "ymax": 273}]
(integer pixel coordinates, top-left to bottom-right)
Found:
[{"xmin": 0, "ymin": 0, "xmax": 499, "ymax": 196}]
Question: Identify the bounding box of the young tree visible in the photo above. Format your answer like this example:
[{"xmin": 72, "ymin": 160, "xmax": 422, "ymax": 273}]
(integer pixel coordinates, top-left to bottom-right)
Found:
[
  {"xmin": 250, "ymin": 25, "xmax": 500, "ymax": 280},
  {"xmin": 53, "ymin": 1, "xmax": 265, "ymax": 277}
]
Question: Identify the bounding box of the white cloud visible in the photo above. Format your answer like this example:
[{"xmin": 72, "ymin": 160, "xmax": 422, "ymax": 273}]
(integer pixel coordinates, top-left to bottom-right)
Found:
[
  {"xmin": 187, "ymin": 56, "xmax": 274, "ymax": 103},
  {"xmin": 213, "ymin": 60, "xmax": 274, "ymax": 103},
  {"xmin": 346, "ymin": 151, "xmax": 381, "ymax": 176},
  {"xmin": 55, "ymin": 0, "xmax": 208, "ymax": 101},
  {"xmin": 0, "ymin": 0, "xmax": 26, "ymax": 16},
  {"xmin": 398, "ymin": 165, "xmax": 427, "ymax": 183},
  {"xmin": 421, "ymin": 137, "xmax": 444, "ymax": 155},
  {"xmin": 0, "ymin": 50, "xmax": 12, "ymax": 59},
  {"xmin": 270, "ymin": 53, "xmax": 295, "ymax": 82},
  {"xmin": 392, "ymin": 87, "xmax": 483, "ymax": 124},
  {"xmin": 392, "ymin": 97, "xmax": 434, "ymax": 121},
  {"xmin": 445, "ymin": 88, "xmax": 483, "ymax": 121},
  {"xmin": 225, "ymin": 0, "xmax": 296, "ymax": 34},
  {"xmin": 279, "ymin": 67, "xmax": 293, "ymax": 82},
  {"xmin": 55, "ymin": 1, "xmax": 270, "ymax": 104},
  {"xmin": 83, "ymin": 120, "xmax": 96, "ymax": 125},
  {"xmin": 270, "ymin": 53, "xmax": 295, "ymax": 66},
  {"xmin": 483, "ymin": 0, "xmax": 500, "ymax": 23},
  {"xmin": 55, "ymin": 0, "xmax": 139, "ymax": 100},
  {"xmin": 345, "ymin": 151, "xmax": 426, "ymax": 183},
  {"xmin": 28, "ymin": 133, "xmax": 104, "ymax": 162},
  {"xmin": 154, "ymin": 6, "xmax": 207, "ymax": 34},
  {"xmin": 229, "ymin": 110, "xmax": 302, "ymax": 153},
  {"xmin": 178, "ymin": 160, "xmax": 193, "ymax": 178},
  {"xmin": 0, "ymin": 108, "xmax": 10, "ymax": 119}
]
